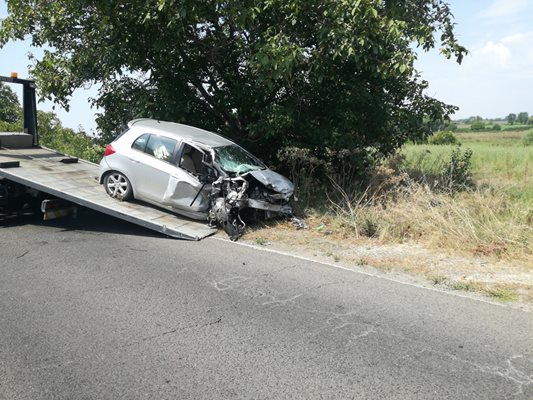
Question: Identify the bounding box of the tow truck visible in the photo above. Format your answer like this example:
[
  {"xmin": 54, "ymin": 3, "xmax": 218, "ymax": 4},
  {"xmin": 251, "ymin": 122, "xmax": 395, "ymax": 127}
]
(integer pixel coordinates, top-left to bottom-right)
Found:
[{"xmin": 0, "ymin": 73, "xmax": 216, "ymax": 240}]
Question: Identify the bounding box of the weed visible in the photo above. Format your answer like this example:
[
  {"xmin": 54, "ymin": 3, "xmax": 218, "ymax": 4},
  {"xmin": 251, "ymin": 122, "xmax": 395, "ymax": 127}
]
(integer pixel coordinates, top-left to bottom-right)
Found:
[
  {"xmin": 484, "ymin": 287, "xmax": 519, "ymax": 302},
  {"xmin": 356, "ymin": 257, "xmax": 369, "ymax": 266},
  {"xmin": 324, "ymin": 250, "xmax": 341, "ymax": 262},
  {"xmin": 451, "ymin": 280, "xmax": 479, "ymax": 292},
  {"xmin": 441, "ymin": 146, "xmax": 474, "ymax": 192},
  {"xmin": 427, "ymin": 274, "xmax": 447, "ymax": 285},
  {"xmin": 359, "ymin": 216, "xmax": 379, "ymax": 238},
  {"xmin": 255, "ymin": 237, "xmax": 268, "ymax": 246}
]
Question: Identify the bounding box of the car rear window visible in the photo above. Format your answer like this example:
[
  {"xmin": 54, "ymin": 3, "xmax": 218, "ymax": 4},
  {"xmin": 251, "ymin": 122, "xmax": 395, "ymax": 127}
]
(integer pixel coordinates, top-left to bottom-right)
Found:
[
  {"xmin": 145, "ymin": 135, "xmax": 177, "ymax": 162},
  {"xmin": 132, "ymin": 134, "xmax": 150, "ymax": 152}
]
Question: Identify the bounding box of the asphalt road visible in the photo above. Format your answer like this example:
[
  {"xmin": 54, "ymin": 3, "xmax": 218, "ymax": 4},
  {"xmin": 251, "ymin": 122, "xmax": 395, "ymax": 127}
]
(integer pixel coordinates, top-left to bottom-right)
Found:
[{"xmin": 1, "ymin": 212, "xmax": 532, "ymax": 399}]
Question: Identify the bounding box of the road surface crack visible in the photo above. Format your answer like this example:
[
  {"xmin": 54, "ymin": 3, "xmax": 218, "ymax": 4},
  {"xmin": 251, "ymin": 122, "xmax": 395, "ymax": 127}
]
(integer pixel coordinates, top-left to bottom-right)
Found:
[
  {"xmin": 124, "ymin": 316, "xmax": 223, "ymax": 347},
  {"xmin": 16, "ymin": 250, "xmax": 29, "ymax": 259}
]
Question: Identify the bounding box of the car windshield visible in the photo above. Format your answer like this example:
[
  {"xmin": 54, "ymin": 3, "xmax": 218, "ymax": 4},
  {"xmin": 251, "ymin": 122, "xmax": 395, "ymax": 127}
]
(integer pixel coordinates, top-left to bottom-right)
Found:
[{"xmin": 215, "ymin": 145, "xmax": 266, "ymax": 174}]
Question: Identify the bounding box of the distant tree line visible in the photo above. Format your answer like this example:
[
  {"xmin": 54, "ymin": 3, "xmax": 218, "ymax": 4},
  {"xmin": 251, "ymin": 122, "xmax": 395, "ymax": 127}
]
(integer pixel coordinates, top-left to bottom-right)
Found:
[{"xmin": 506, "ymin": 112, "xmax": 531, "ymax": 125}]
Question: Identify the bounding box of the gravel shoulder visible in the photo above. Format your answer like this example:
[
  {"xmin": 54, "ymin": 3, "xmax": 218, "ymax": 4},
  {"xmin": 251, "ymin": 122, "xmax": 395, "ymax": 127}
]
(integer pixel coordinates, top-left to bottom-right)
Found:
[{"xmin": 237, "ymin": 221, "xmax": 533, "ymax": 307}]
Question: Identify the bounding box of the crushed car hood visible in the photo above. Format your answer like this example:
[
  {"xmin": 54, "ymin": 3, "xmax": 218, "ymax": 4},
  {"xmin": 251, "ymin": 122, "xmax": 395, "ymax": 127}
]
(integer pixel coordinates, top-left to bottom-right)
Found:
[{"xmin": 247, "ymin": 170, "xmax": 294, "ymax": 195}]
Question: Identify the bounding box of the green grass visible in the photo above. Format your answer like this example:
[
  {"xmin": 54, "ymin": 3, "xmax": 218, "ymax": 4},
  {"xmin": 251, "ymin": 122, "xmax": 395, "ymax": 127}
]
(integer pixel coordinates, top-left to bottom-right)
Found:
[
  {"xmin": 449, "ymin": 281, "xmax": 519, "ymax": 301},
  {"xmin": 451, "ymin": 280, "xmax": 479, "ymax": 292},
  {"xmin": 403, "ymin": 130, "xmax": 533, "ymax": 204},
  {"xmin": 484, "ymin": 287, "xmax": 519, "ymax": 302},
  {"xmin": 254, "ymin": 237, "xmax": 268, "ymax": 246}
]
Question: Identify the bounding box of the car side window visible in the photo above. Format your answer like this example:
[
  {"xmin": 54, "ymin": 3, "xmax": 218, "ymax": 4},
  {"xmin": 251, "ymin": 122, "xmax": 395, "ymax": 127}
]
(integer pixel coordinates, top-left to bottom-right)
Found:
[
  {"xmin": 145, "ymin": 135, "xmax": 177, "ymax": 163},
  {"xmin": 180, "ymin": 143, "xmax": 207, "ymax": 175},
  {"xmin": 132, "ymin": 134, "xmax": 150, "ymax": 152}
]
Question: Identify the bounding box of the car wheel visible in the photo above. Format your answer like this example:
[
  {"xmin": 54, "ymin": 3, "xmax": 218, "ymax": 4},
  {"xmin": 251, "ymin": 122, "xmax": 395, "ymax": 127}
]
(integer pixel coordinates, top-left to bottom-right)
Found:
[{"xmin": 104, "ymin": 172, "xmax": 133, "ymax": 201}]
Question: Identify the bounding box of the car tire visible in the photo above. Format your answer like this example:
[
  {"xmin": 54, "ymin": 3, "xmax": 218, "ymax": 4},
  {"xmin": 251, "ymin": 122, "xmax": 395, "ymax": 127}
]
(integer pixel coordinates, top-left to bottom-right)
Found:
[{"xmin": 104, "ymin": 171, "xmax": 133, "ymax": 201}]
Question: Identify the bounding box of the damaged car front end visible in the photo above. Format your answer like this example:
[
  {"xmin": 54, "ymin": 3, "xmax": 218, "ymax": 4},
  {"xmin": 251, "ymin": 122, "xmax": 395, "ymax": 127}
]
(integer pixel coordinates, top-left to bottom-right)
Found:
[{"xmin": 203, "ymin": 145, "xmax": 295, "ymax": 240}]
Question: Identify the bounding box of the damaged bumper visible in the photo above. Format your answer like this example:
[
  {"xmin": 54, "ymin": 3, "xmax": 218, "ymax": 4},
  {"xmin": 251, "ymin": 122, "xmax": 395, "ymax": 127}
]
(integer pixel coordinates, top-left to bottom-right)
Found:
[
  {"xmin": 207, "ymin": 169, "xmax": 295, "ymax": 241},
  {"xmin": 247, "ymin": 198, "xmax": 292, "ymax": 213}
]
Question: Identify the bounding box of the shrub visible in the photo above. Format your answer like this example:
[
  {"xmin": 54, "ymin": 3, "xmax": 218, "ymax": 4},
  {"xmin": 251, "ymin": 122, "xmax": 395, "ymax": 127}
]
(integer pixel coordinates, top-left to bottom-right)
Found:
[
  {"xmin": 428, "ymin": 131, "xmax": 461, "ymax": 145},
  {"xmin": 448, "ymin": 123, "xmax": 458, "ymax": 131},
  {"xmin": 491, "ymin": 123, "xmax": 501, "ymax": 131},
  {"xmin": 470, "ymin": 121, "xmax": 486, "ymax": 131},
  {"xmin": 522, "ymin": 130, "xmax": 533, "ymax": 146},
  {"xmin": 441, "ymin": 146, "xmax": 473, "ymax": 192}
]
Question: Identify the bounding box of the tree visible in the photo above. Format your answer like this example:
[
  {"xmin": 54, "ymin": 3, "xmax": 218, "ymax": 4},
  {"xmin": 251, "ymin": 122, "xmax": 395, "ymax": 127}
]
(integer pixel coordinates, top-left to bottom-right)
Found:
[
  {"xmin": 517, "ymin": 112, "xmax": 529, "ymax": 125},
  {"xmin": 0, "ymin": 82, "xmax": 21, "ymax": 123},
  {"xmin": 507, "ymin": 113, "xmax": 517, "ymax": 125},
  {"xmin": 37, "ymin": 111, "xmax": 104, "ymax": 163},
  {"xmin": 467, "ymin": 116, "xmax": 482, "ymax": 124},
  {"xmin": 470, "ymin": 121, "xmax": 485, "ymax": 131},
  {"xmin": 0, "ymin": 0, "xmax": 467, "ymax": 166}
]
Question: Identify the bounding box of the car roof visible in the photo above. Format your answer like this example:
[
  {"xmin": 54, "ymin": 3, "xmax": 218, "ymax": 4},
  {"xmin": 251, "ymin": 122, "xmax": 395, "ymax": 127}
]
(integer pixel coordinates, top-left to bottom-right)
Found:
[{"xmin": 128, "ymin": 119, "xmax": 234, "ymax": 148}]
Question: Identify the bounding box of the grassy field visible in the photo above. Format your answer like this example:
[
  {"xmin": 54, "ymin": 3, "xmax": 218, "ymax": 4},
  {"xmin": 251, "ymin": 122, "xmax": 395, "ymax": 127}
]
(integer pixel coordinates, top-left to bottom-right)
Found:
[
  {"xmin": 398, "ymin": 130, "xmax": 532, "ymax": 260},
  {"xmin": 403, "ymin": 130, "xmax": 533, "ymax": 203}
]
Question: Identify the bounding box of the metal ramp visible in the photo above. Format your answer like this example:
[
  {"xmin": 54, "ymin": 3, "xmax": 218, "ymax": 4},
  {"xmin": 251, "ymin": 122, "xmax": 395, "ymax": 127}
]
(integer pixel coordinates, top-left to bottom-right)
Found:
[{"xmin": 0, "ymin": 146, "xmax": 217, "ymax": 240}]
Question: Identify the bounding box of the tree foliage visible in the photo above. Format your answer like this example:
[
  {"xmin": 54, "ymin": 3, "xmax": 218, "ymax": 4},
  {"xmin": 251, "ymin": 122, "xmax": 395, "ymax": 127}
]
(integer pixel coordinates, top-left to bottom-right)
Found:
[
  {"xmin": 0, "ymin": 82, "xmax": 21, "ymax": 123},
  {"xmin": 470, "ymin": 121, "xmax": 485, "ymax": 131},
  {"xmin": 36, "ymin": 111, "xmax": 104, "ymax": 163},
  {"xmin": 507, "ymin": 113, "xmax": 517, "ymax": 125},
  {"xmin": 0, "ymin": 0, "xmax": 467, "ymax": 165},
  {"xmin": 517, "ymin": 112, "xmax": 529, "ymax": 125}
]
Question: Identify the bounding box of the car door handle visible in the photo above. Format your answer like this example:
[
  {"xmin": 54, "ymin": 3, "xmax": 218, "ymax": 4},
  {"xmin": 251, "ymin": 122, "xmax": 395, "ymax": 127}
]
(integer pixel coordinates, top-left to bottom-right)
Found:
[{"xmin": 129, "ymin": 157, "xmax": 141, "ymax": 163}]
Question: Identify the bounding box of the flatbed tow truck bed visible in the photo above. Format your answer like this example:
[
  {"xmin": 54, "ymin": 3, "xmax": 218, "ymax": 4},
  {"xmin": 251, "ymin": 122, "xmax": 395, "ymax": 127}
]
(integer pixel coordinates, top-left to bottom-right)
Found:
[{"xmin": 0, "ymin": 145, "xmax": 217, "ymax": 240}]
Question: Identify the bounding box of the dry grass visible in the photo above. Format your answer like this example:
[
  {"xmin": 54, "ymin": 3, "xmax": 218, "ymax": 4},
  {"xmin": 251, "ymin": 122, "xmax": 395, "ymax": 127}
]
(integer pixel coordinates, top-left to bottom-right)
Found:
[{"xmin": 326, "ymin": 181, "xmax": 531, "ymax": 263}]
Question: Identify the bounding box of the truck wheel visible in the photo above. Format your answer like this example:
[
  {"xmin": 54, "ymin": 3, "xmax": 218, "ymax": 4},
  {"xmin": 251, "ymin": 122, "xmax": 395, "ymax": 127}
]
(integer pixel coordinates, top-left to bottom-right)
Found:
[{"xmin": 104, "ymin": 172, "xmax": 133, "ymax": 201}]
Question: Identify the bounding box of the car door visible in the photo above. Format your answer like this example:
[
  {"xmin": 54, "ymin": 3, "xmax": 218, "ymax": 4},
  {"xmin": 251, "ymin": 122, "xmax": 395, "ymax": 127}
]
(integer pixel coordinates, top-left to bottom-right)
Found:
[
  {"xmin": 162, "ymin": 142, "xmax": 212, "ymax": 213},
  {"xmin": 127, "ymin": 134, "xmax": 180, "ymax": 203}
]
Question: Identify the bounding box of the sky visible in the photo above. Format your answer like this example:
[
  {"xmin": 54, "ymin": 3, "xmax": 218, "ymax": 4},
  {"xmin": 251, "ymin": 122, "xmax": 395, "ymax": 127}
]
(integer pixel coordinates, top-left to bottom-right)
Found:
[{"xmin": 0, "ymin": 0, "xmax": 532, "ymax": 133}]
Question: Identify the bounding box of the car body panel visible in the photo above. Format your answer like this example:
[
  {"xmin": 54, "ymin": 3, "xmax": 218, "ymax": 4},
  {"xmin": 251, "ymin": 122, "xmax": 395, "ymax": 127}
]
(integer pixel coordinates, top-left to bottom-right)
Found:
[{"xmin": 247, "ymin": 170, "xmax": 294, "ymax": 196}]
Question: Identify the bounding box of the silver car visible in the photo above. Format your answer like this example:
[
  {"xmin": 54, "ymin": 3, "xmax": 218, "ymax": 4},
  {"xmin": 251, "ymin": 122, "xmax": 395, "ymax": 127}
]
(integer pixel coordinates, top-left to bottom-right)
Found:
[{"xmin": 98, "ymin": 119, "xmax": 294, "ymax": 239}]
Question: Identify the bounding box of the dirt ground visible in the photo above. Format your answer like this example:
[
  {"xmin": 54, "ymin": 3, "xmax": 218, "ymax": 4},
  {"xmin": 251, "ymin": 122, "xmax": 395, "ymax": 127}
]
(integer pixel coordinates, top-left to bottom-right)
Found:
[{"xmin": 230, "ymin": 220, "xmax": 533, "ymax": 308}]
